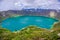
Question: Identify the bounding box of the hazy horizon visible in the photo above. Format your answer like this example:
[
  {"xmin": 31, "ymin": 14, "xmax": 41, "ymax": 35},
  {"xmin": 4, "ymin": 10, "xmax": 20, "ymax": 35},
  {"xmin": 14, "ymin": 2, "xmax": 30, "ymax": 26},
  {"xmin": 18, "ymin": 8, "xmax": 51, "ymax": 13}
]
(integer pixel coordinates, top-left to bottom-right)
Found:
[{"xmin": 0, "ymin": 0, "xmax": 60, "ymax": 11}]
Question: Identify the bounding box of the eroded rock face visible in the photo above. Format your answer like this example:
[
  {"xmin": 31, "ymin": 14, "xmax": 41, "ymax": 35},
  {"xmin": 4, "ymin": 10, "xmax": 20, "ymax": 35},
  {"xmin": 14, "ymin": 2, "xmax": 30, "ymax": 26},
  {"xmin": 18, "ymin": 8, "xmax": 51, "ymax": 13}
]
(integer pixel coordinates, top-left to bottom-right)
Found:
[{"xmin": 0, "ymin": 9, "xmax": 59, "ymax": 17}]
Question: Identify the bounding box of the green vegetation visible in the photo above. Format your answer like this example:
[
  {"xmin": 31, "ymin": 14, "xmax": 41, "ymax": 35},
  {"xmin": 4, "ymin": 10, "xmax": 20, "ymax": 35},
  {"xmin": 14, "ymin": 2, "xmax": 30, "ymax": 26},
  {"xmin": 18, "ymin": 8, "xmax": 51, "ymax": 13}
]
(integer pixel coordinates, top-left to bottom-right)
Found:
[
  {"xmin": 0, "ymin": 27, "xmax": 16, "ymax": 40},
  {"xmin": 0, "ymin": 16, "xmax": 4, "ymax": 23},
  {"xmin": 52, "ymin": 22, "xmax": 60, "ymax": 34},
  {"xmin": 53, "ymin": 22, "xmax": 60, "ymax": 29},
  {"xmin": 0, "ymin": 25, "xmax": 60, "ymax": 40}
]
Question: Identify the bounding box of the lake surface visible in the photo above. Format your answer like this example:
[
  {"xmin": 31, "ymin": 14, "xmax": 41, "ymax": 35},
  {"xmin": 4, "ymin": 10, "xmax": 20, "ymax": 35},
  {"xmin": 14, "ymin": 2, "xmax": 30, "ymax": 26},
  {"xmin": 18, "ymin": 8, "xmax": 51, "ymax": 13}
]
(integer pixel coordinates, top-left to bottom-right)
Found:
[{"xmin": 1, "ymin": 16, "xmax": 58, "ymax": 32}]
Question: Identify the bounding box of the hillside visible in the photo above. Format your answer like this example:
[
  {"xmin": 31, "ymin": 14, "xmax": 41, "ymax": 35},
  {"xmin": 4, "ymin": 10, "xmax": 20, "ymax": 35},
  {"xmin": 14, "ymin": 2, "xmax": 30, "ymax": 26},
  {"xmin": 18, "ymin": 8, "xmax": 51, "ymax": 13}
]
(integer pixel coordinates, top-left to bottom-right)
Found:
[
  {"xmin": 0, "ymin": 9, "xmax": 60, "ymax": 19},
  {"xmin": 0, "ymin": 25, "xmax": 60, "ymax": 40}
]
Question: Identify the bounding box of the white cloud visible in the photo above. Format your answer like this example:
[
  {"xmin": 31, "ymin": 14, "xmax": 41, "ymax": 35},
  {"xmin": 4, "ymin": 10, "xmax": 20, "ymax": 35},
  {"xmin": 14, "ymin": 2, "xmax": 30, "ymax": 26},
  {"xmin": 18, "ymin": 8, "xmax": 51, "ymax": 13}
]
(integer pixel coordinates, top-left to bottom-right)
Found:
[{"xmin": 0, "ymin": 0, "xmax": 60, "ymax": 11}]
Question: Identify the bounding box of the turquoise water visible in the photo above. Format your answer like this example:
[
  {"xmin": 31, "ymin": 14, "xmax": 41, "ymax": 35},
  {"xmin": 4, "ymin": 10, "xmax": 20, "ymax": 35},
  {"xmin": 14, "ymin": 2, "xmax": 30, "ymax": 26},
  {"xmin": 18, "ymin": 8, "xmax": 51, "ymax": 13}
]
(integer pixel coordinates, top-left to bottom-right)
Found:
[{"xmin": 1, "ymin": 16, "xmax": 58, "ymax": 32}]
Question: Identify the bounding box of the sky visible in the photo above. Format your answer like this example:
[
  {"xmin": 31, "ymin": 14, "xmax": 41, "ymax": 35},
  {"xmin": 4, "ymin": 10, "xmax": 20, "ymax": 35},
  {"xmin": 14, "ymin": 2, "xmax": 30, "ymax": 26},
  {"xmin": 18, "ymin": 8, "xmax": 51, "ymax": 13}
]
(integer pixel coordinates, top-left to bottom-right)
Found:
[{"xmin": 0, "ymin": 0, "xmax": 60, "ymax": 11}]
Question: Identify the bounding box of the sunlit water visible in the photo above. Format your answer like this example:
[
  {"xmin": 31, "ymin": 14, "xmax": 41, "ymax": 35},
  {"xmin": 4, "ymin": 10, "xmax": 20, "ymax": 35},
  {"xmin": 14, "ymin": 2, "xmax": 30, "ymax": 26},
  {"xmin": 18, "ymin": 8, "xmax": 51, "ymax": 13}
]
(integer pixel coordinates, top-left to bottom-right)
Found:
[{"xmin": 1, "ymin": 16, "xmax": 58, "ymax": 32}]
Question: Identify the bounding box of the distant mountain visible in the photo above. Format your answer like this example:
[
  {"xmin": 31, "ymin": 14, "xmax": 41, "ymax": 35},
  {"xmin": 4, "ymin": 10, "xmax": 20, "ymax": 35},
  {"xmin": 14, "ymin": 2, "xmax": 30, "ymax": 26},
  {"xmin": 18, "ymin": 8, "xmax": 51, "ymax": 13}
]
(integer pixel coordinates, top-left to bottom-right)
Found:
[{"xmin": 0, "ymin": 9, "xmax": 60, "ymax": 19}]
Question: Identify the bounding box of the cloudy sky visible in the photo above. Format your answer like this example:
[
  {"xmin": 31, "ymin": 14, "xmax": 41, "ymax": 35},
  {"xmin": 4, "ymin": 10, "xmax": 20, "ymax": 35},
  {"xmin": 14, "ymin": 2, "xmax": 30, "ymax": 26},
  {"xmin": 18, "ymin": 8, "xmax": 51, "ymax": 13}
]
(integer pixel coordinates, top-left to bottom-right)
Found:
[{"xmin": 0, "ymin": 0, "xmax": 60, "ymax": 11}]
